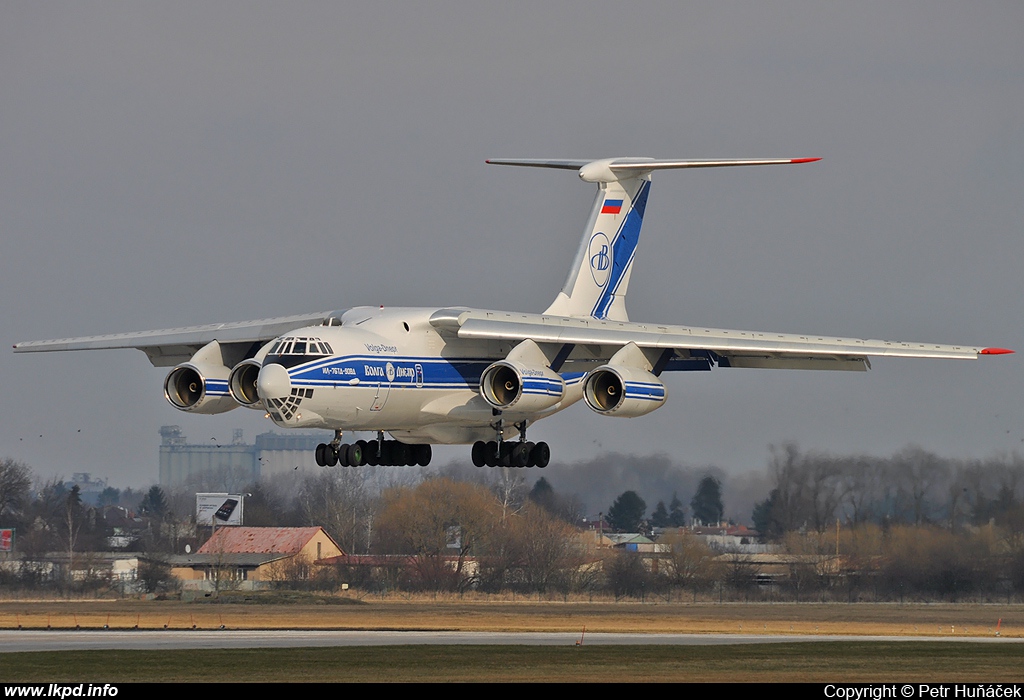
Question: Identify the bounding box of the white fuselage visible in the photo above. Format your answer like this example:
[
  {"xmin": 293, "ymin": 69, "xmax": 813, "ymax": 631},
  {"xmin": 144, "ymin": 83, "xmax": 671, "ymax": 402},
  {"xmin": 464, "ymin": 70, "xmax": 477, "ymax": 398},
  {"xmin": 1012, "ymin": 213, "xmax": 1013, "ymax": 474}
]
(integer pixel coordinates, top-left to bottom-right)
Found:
[{"xmin": 255, "ymin": 306, "xmax": 589, "ymax": 444}]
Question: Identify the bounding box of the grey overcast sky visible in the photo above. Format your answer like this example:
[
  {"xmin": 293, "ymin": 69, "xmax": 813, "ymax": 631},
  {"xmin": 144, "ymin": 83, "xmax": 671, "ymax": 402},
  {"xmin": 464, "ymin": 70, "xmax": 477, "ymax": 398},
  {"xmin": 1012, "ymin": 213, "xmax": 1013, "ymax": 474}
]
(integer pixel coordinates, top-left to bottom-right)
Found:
[{"xmin": 2, "ymin": 3, "xmax": 1022, "ymax": 487}]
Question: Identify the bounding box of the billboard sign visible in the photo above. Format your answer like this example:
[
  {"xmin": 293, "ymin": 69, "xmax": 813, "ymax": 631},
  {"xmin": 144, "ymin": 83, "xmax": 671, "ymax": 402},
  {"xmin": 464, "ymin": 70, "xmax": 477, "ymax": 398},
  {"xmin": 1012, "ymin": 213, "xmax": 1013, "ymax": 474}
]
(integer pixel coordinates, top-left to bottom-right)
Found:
[{"xmin": 196, "ymin": 494, "xmax": 244, "ymax": 526}]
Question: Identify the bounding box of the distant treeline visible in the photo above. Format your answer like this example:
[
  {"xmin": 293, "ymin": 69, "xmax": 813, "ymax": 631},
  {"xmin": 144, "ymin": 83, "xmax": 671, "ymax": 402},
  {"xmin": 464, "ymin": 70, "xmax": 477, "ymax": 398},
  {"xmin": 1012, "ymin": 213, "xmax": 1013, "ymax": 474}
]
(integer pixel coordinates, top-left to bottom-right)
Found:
[
  {"xmin": 753, "ymin": 443, "xmax": 1024, "ymax": 537},
  {"xmin": 1, "ymin": 445, "xmax": 1023, "ymax": 601}
]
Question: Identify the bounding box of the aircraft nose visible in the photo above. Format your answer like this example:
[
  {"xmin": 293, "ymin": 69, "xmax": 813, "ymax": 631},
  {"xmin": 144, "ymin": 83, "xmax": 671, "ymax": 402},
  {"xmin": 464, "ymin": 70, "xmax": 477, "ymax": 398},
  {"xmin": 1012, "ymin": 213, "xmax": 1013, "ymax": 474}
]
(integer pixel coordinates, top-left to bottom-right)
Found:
[{"xmin": 257, "ymin": 362, "xmax": 291, "ymax": 400}]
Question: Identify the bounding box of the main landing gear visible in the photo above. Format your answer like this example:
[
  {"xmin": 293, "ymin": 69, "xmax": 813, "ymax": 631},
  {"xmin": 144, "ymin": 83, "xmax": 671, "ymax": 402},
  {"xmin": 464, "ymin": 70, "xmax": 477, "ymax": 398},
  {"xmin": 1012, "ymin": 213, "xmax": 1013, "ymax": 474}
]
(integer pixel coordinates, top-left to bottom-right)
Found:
[
  {"xmin": 471, "ymin": 419, "xmax": 550, "ymax": 468},
  {"xmin": 315, "ymin": 430, "xmax": 432, "ymax": 468}
]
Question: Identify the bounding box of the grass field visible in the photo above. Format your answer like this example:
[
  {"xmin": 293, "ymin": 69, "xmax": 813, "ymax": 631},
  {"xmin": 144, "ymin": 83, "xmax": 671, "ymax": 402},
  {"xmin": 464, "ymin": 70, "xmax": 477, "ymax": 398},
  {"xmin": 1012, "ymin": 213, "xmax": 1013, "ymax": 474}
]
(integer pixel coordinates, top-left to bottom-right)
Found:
[{"xmin": 2, "ymin": 643, "xmax": 1023, "ymax": 682}]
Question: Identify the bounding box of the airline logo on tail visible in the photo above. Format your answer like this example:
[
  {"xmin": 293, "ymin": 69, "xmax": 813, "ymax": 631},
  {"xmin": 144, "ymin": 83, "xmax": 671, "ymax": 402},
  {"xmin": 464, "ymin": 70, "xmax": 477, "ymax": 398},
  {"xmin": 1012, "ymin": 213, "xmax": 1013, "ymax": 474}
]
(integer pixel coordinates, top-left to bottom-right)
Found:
[{"xmin": 589, "ymin": 233, "xmax": 612, "ymax": 287}]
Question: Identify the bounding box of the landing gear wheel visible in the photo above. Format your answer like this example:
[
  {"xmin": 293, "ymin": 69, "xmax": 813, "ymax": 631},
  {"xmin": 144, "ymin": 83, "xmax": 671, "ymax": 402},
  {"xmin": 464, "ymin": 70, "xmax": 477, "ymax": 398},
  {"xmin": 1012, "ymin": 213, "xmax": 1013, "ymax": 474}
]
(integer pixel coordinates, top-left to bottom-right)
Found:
[
  {"xmin": 471, "ymin": 441, "xmax": 487, "ymax": 467},
  {"xmin": 315, "ymin": 443, "xmax": 327, "ymax": 467},
  {"xmin": 485, "ymin": 441, "xmax": 499, "ymax": 468},
  {"xmin": 512, "ymin": 443, "xmax": 530, "ymax": 468},
  {"xmin": 337, "ymin": 443, "xmax": 351, "ymax": 467},
  {"xmin": 392, "ymin": 442, "xmax": 408, "ymax": 466},
  {"xmin": 415, "ymin": 444, "xmax": 432, "ymax": 467},
  {"xmin": 348, "ymin": 441, "xmax": 365, "ymax": 467},
  {"xmin": 325, "ymin": 446, "xmax": 339, "ymax": 467},
  {"xmin": 365, "ymin": 440, "xmax": 380, "ymax": 466},
  {"xmin": 523, "ymin": 442, "xmax": 537, "ymax": 467},
  {"xmin": 531, "ymin": 441, "xmax": 550, "ymax": 468},
  {"xmin": 499, "ymin": 442, "xmax": 516, "ymax": 467}
]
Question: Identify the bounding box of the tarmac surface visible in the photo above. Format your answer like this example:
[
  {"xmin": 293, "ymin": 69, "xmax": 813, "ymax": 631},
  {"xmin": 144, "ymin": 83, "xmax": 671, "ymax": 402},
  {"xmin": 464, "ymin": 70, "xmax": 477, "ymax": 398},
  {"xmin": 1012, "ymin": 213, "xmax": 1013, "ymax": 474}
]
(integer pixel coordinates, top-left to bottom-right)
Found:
[{"xmin": 1, "ymin": 630, "xmax": 1021, "ymax": 652}]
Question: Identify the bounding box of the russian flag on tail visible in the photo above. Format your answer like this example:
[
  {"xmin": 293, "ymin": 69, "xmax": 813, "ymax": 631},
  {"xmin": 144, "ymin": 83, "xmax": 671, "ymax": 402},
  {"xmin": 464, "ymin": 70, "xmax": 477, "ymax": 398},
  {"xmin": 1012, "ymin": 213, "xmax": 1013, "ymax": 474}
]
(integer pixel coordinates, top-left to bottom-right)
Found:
[{"xmin": 601, "ymin": 199, "xmax": 623, "ymax": 215}]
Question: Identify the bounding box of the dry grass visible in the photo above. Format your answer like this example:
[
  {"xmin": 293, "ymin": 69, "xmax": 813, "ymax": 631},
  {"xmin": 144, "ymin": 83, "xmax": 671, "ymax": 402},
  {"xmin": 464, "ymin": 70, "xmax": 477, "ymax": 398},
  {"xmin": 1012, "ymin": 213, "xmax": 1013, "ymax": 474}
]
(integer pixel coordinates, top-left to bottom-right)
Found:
[{"xmin": 0, "ymin": 595, "xmax": 1020, "ymax": 638}]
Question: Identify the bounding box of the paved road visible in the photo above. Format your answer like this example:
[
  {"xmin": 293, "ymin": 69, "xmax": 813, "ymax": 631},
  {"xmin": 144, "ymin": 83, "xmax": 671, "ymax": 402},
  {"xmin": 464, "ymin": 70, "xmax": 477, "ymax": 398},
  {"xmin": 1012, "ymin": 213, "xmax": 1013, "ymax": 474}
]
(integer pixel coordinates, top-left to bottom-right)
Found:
[{"xmin": 1, "ymin": 630, "xmax": 1020, "ymax": 652}]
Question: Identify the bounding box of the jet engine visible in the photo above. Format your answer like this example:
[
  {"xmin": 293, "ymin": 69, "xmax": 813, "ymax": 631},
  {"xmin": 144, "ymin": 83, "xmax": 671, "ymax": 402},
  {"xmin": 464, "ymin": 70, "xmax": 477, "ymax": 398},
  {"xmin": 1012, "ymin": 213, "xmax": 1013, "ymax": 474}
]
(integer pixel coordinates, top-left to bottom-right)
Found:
[
  {"xmin": 479, "ymin": 360, "xmax": 565, "ymax": 413},
  {"xmin": 227, "ymin": 337, "xmax": 278, "ymax": 409},
  {"xmin": 583, "ymin": 364, "xmax": 666, "ymax": 417},
  {"xmin": 228, "ymin": 359, "xmax": 263, "ymax": 409},
  {"xmin": 162, "ymin": 340, "xmax": 237, "ymax": 414},
  {"xmin": 164, "ymin": 363, "xmax": 235, "ymax": 414}
]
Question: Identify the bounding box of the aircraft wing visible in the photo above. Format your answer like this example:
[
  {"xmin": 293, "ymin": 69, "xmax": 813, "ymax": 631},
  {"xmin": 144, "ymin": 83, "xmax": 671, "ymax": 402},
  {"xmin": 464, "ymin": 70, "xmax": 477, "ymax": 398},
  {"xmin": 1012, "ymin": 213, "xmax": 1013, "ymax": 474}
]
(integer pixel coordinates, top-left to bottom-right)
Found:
[
  {"xmin": 432, "ymin": 309, "xmax": 1011, "ymax": 371},
  {"xmin": 12, "ymin": 312, "xmax": 333, "ymax": 367}
]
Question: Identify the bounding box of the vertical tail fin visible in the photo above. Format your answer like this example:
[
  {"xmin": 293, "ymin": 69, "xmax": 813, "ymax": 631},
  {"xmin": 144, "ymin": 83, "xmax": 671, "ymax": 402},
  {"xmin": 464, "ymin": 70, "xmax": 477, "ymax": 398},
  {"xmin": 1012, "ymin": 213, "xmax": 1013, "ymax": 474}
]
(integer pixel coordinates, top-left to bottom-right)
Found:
[
  {"xmin": 546, "ymin": 173, "xmax": 650, "ymax": 321},
  {"xmin": 486, "ymin": 157, "xmax": 820, "ymax": 322}
]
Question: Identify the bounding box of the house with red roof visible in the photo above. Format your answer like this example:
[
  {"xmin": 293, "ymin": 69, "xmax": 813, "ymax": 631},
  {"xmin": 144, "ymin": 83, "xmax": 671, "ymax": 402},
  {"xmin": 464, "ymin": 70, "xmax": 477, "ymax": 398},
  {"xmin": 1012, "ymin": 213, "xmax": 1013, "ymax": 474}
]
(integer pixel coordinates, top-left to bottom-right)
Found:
[{"xmin": 170, "ymin": 526, "xmax": 344, "ymax": 589}]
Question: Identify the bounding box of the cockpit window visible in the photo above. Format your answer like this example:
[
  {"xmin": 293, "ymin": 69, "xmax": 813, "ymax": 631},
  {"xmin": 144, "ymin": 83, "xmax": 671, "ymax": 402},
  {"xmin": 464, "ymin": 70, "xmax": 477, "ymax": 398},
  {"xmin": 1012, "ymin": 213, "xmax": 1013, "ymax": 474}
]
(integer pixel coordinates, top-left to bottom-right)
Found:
[{"xmin": 265, "ymin": 337, "xmax": 333, "ymax": 367}]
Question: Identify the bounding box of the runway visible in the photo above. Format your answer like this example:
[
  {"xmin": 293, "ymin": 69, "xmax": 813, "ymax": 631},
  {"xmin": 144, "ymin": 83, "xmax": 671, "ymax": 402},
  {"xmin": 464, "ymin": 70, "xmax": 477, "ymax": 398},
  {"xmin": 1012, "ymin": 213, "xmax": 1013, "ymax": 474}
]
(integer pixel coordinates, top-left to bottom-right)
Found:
[{"xmin": 1, "ymin": 630, "xmax": 1020, "ymax": 653}]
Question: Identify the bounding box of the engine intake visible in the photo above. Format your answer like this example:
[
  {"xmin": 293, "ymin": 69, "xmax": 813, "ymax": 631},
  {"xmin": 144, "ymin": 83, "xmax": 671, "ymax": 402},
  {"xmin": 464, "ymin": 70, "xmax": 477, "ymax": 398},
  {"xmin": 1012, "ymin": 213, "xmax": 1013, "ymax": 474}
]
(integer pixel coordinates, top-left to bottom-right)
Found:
[
  {"xmin": 228, "ymin": 359, "xmax": 264, "ymax": 408},
  {"xmin": 583, "ymin": 364, "xmax": 666, "ymax": 417},
  {"xmin": 480, "ymin": 360, "xmax": 565, "ymax": 413},
  {"xmin": 163, "ymin": 363, "xmax": 235, "ymax": 414},
  {"xmin": 162, "ymin": 340, "xmax": 237, "ymax": 414}
]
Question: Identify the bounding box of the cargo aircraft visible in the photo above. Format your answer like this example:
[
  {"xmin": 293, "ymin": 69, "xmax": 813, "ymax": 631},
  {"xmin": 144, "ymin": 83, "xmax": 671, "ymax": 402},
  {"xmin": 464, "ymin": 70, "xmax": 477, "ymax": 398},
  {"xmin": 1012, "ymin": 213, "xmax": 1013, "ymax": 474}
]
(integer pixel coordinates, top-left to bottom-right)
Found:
[{"xmin": 14, "ymin": 157, "xmax": 1012, "ymax": 468}]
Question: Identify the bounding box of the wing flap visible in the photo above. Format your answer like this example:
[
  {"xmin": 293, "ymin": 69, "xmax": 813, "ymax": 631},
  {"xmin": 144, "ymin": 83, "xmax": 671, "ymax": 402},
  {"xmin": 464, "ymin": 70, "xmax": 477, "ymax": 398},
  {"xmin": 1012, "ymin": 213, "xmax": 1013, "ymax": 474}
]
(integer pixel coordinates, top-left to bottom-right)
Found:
[{"xmin": 720, "ymin": 355, "xmax": 868, "ymax": 371}]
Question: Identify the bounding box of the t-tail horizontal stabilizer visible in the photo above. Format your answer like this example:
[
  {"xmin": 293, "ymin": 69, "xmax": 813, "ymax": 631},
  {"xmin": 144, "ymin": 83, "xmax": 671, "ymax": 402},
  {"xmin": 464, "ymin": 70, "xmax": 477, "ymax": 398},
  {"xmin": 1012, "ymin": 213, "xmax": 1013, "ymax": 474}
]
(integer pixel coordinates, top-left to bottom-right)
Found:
[{"xmin": 486, "ymin": 156, "xmax": 820, "ymax": 321}]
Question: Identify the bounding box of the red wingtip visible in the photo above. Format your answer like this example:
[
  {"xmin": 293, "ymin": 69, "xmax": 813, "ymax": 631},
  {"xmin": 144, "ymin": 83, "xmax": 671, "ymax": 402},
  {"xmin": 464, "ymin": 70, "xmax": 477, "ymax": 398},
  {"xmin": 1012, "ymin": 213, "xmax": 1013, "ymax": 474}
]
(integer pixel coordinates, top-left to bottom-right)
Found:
[
  {"xmin": 791, "ymin": 157, "xmax": 822, "ymax": 164},
  {"xmin": 981, "ymin": 348, "xmax": 1014, "ymax": 355}
]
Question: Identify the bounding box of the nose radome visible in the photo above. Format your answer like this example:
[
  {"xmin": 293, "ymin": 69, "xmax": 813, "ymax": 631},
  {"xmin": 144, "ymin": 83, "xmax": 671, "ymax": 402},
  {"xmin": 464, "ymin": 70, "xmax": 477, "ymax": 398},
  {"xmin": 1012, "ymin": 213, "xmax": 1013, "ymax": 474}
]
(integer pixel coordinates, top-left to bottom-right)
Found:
[{"xmin": 257, "ymin": 362, "xmax": 291, "ymax": 400}]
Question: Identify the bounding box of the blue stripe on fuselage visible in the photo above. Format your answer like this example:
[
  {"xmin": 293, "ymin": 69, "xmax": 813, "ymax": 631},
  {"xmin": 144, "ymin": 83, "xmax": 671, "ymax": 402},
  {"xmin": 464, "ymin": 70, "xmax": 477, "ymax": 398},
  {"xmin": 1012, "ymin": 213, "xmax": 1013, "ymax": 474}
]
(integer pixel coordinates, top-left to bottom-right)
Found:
[{"xmin": 278, "ymin": 355, "xmax": 591, "ymax": 392}]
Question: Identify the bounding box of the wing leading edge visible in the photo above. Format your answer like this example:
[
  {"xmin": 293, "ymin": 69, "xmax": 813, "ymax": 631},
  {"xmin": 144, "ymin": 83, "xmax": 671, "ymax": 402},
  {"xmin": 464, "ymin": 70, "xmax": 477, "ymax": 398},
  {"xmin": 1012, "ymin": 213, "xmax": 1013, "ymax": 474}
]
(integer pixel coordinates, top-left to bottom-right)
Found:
[
  {"xmin": 12, "ymin": 312, "xmax": 334, "ymax": 367},
  {"xmin": 434, "ymin": 309, "xmax": 1012, "ymax": 370}
]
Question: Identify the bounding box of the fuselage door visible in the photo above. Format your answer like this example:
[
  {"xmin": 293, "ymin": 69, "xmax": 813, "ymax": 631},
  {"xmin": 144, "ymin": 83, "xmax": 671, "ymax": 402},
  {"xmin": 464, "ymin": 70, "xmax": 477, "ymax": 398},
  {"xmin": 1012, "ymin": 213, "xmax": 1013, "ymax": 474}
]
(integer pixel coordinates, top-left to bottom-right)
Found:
[{"xmin": 370, "ymin": 361, "xmax": 397, "ymax": 412}]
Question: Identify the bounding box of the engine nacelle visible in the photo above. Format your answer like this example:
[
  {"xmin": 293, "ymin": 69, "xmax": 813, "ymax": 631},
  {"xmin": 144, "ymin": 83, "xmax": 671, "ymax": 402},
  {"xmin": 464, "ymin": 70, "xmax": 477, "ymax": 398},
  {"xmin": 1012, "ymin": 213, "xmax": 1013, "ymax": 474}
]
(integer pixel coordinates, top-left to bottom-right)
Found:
[
  {"xmin": 228, "ymin": 359, "xmax": 264, "ymax": 409},
  {"xmin": 227, "ymin": 339, "xmax": 277, "ymax": 409},
  {"xmin": 583, "ymin": 364, "xmax": 666, "ymax": 417},
  {"xmin": 479, "ymin": 360, "xmax": 565, "ymax": 413},
  {"xmin": 162, "ymin": 340, "xmax": 237, "ymax": 414},
  {"xmin": 163, "ymin": 362, "xmax": 236, "ymax": 414}
]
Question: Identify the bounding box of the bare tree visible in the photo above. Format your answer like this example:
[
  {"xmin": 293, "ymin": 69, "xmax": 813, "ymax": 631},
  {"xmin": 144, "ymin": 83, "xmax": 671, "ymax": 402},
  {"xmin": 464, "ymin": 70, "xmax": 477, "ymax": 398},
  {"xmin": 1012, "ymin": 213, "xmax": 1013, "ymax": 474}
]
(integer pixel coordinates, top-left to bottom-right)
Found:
[
  {"xmin": 755, "ymin": 444, "xmax": 846, "ymax": 538},
  {"xmin": 0, "ymin": 459, "xmax": 31, "ymax": 522},
  {"xmin": 659, "ymin": 530, "xmax": 719, "ymax": 601},
  {"xmin": 490, "ymin": 468, "xmax": 527, "ymax": 522},
  {"xmin": 298, "ymin": 470, "xmax": 373, "ymax": 554},
  {"xmin": 893, "ymin": 447, "xmax": 948, "ymax": 526},
  {"xmin": 516, "ymin": 504, "xmax": 589, "ymax": 593},
  {"xmin": 836, "ymin": 455, "xmax": 880, "ymax": 526},
  {"xmin": 60, "ymin": 485, "xmax": 84, "ymax": 585},
  {"xmin": 374, "ymin": 478, "xmax": 499, "ymax": 590}
]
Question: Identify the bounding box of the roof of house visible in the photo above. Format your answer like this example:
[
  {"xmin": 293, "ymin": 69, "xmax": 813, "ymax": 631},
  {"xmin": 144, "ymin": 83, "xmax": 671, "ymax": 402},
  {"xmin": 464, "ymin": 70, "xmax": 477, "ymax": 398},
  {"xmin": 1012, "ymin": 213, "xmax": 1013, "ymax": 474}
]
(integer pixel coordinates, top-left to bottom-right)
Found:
[
  {"xmin": 604, "ymin": 533, "xmax": 654, "ymax": 545},
  {"xmin": 168, "ymin": 553, "xmax": 290, "ymax": 568},
  {"xmin": 197, "ymin": 527, "xmax": 330, "ymax": 556}
]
